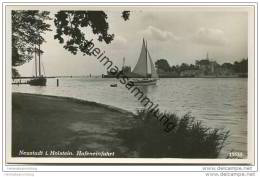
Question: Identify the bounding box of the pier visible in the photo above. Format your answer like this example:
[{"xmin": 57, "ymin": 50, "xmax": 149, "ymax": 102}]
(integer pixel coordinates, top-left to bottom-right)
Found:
[{"xmin": 12, "ymin": 76, "xmax": 56, "ymax": 85}]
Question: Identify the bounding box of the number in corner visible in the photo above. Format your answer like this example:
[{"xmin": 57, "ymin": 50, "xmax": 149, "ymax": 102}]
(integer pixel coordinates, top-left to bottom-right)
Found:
[{"xmin": 227, "ymin": 151, "xmax": 243, "ymax": 159}]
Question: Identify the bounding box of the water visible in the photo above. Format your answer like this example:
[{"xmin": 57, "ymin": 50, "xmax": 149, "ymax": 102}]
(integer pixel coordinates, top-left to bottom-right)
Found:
[{"xmin": 12, "ymin": 77, "xmax": 248, "ymax": 158}]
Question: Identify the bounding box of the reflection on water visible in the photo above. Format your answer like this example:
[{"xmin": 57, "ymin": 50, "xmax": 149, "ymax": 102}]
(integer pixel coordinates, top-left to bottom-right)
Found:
[{"xmin": 12, "ymin": 77, "xmax": 248, "ymax": 158}]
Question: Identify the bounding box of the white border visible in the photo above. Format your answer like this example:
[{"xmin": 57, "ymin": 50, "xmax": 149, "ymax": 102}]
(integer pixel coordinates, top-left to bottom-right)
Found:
[{"xmin": 1, "ymin": 1, "xmax": 258, "ymax": 171}]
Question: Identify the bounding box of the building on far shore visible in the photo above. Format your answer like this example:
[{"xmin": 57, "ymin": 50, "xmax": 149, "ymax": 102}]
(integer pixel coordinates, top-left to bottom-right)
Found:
[
  {"xmin": 195, "ymin": 53, "xmax": 218, "ymax": 76},
  {"xmin": 180, "ymin": 70, "xmax": 199, "ymax": 77}
]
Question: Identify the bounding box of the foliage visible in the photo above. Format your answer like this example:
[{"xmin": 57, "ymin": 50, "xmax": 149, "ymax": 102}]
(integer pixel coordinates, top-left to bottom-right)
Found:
[
  {"xmin": 12, "ymin": 68, "xmax": 20, "ymax": 77},
  {"xmin": 122, "ymin": 11, "xmax": 130, "ymax": 21},
  {"xmin": 221, "ymin": 62, "xmax": 233, "ymax": 70},
  {"xmin": 12, "ymin": 10, "xmax": 52, "ymax": 67},
  {"xmin": 155, "ymin": 59, "xmax": 171, "ymax": 72},
  {"xmin": 53, "ymin": 11, "xmax": 115, "ymax": 55},
  {"xmin": 118, "ymin": 109, "xmax": 229, "ymax": 158},
  {"xmin": 53, "ymin": 10, "xmax": 130, "ymax": 56},
  {"xmin": 233, "ymin": 58, "xmax": 248, "ymax": 73},
  {"xmin": 157, "ymin": 58, "xmax": 248, "ymax": 75},
  {"xmin": 12, "ymin": 10, "xmax": 130, "ymax": 72},
  {"xmin": 122, "ymin": 66, "xmax": 131, "ymax": 73}
]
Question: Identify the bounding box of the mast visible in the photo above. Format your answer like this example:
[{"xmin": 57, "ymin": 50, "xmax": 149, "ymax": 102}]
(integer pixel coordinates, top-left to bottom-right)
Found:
[
  {"xmin": 38, "ymin": 44, "xmax": 41, "ymax": 76},
  {"xmin": 122, "ymin": 57, "xmax": 125, "ymax": 69},
  {"xmin": 145, "ymin": 40, "xmax": 148, "ymax": 78},
  {"xmin": 122, "ymin": 57, "xmax": 125, "ymax": 74},
  {"xmin": 34, "ymin": 45, "xmax": 37, "ymax": 77}
]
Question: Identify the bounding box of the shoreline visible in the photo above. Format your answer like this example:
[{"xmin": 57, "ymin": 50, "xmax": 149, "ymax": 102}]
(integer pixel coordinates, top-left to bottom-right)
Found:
[
  {"xmin": 13, "ymin": 75, "xmax": 248, "ymax": 79},
  {"xmin": 12, "ymin": 92, "xmax": 134, "ymax": 115},
  {"xmin": 11, "ymin": 92, "xmax": 236, "ymax": 159},
  {"xmin": 102, "ymin": 74, "xmax": 248, "ymax": 79},
  {"xmin": 12, "ymin": 92, "xmax": 136, "ymax": 158}
]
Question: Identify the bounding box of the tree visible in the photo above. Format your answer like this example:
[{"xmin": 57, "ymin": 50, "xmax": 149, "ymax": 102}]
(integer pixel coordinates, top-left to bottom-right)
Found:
[
  {"xmin": 155, "ymin": 59, "xmax": 171, "ymax": 72},
  {"xmin": 12, "ymin": 10, "xmax": 130, "ymax": 76},
  {"xmin": 122, "ymin": 11, "xmax": 130, "ymax": 21},
  {"xmin": 123, "ymin": 66, "xmax": 131, "ymax": 73},
  {"xmin": 180, "ymin": 63, "xmax": 189, "ymax": 71},
  {"xmin": 233, "ymin": 58, "xmax": 248, "ymax": 73},
  {"xmin": 12, "ymin": 68, "xmax": 20, "ymax": 77},
  {"xmin": 53, "ymin": 11, "xmax": 129, "ymax": 56},
  {"xmin": 221, "ymin": 63, "xmax": 233, "ymax": 70},
  {"xmin": 171, "ymin": 65, "xmax": 176, "ymax": 72},
  {"xmin": 12, "ymin": 10, "xmax": 52, "ymax": 75}
]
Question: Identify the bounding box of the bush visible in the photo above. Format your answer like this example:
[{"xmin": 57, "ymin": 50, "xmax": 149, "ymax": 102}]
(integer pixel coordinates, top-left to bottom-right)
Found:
[{"xmin": 117, "ymin": 109, "xmax": 229, "ymax": 158}]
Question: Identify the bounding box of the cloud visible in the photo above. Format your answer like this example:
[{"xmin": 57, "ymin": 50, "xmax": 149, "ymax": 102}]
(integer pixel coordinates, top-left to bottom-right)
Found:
[
  {"xmin": 192, "ymin": 27, "xmax": 227, "ymax": 46},
  {"xmin": 140, "ymin": 26, "xmax": 180, "ymax": 41},
  {"xmin": 112, "ymin": 35, "xmax": 127, "ymax": 45},
  {"xmin": 109, "ymin": 35, "xmax": 127, "ymax": 51},
  {"xmin": 140, "ymin": 13, "xmax": 158, "ymax": 25}
]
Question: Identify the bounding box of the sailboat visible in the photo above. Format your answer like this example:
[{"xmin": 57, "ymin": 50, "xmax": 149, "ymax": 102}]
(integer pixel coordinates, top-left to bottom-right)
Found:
[
  {"xmin": 131, "ymin": 39, "xmax": 159, "ymax": 86},
  {"xmin": 28, "ymin": 44, "xmax": 47, "ymax": 86}
]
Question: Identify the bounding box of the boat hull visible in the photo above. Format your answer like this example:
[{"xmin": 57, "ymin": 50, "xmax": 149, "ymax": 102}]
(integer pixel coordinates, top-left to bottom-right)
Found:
[
  {"xmin": 132, "ymin": 79, "xmax": 157, "ymax": 86},
  {"xmin": 28, "ymin": 77, "xmax": 47, "ymax": 86}
]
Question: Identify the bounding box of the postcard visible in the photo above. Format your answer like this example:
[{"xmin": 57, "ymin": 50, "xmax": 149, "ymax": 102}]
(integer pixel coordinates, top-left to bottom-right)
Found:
[{"xmin": 4, "ymin": 4, "xmax": 256, "ymax": 164}]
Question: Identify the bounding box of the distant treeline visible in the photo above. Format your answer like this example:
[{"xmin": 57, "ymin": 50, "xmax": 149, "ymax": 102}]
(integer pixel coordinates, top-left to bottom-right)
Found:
[
  {"xmin": 106, "ymin": 57, "xmax": 248, "ymax": 78},
  {"xmin": 155, "ymin": 58, "xmax": 248, "ymax": 74},
  {"xmin": 154, "ymin": 58, "xmax": 248, "ymax": 77}
]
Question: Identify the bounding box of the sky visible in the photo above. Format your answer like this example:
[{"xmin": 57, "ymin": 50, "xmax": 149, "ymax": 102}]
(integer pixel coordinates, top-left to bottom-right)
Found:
[{"xmin": 14, "ymin": 6, "xmax": 250, "ymax": 76}]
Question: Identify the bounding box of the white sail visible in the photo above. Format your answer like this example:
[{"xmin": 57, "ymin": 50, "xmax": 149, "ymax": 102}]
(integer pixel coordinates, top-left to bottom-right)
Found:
[
  {"xmin": 148, "ymin": 51, "xmax": 159, "ymax": 78},
  {"xmin": 132, "ymin": 39, "xmax": 147, "ymax": 77}
]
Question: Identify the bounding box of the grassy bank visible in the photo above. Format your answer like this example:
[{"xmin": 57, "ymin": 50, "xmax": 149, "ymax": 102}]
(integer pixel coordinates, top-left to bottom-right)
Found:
[
  {"xmin": 12, "ymin": 92, "xmax": 134, "ymax": 157},
  {"xmin": 12, "ymin": 93, "xmax": 229, "ymax": 158}
]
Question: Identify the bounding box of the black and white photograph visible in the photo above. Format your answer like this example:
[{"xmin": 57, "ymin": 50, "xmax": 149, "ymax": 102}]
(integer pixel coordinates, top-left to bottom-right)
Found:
[{"xmin": 5, "ymin": 4, "xmax": 255, "ymax": 165}]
